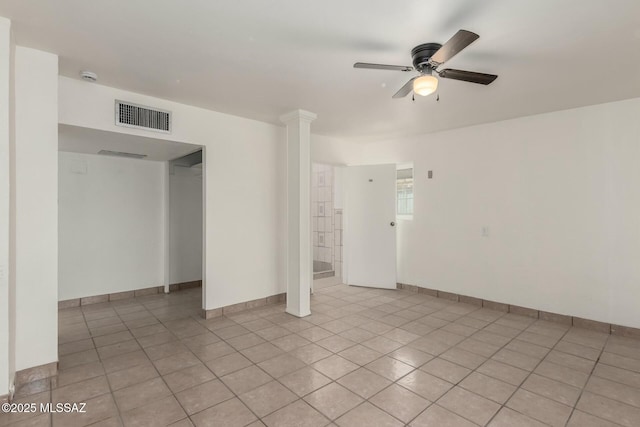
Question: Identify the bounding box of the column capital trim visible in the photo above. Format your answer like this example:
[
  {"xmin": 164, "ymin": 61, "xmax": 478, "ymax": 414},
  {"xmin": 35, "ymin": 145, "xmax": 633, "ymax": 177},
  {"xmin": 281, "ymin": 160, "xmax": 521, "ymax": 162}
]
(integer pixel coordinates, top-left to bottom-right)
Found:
[{"xmin": 279, "ymin": 109, "xmax": 317, "ymax": 124}]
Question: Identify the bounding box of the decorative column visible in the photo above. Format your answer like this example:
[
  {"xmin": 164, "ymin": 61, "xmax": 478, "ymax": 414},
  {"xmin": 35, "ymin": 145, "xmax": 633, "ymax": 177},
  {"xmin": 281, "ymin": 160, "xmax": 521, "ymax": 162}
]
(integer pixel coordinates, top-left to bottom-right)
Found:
[{"xmin": 280, "ymin": 109, "xmax": 317, "ymax": 317}]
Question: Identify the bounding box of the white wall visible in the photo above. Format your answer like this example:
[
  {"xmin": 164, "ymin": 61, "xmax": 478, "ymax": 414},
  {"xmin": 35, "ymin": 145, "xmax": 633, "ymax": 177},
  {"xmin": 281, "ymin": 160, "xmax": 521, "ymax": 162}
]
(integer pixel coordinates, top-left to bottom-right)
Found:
[
  {"xmin": 14, "ymin": 47, "xmax": 58, "ymax": 371},
  {"xmin": 330, "ymin": 98, "xmax": 640, "ymax": 329},
  {"xmin": 0, "ymin": 16, "xmax": 12, "ymax": 397},
  {"xmin": 59, "ymin": 77, "xmax": 287, "ymax": 309},
  {"xmin": 58, "ymin": 152, "xmax": 165, "ymax": 300},
  {"xmin": 169, "ymin": 164, "xmax": 203, "ymax": 284}
]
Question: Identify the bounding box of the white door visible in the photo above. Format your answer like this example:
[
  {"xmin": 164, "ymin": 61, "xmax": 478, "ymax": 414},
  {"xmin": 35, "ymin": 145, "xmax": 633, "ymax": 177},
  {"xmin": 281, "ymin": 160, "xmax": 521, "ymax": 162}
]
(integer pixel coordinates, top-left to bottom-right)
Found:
[{"xmin": 344, "ymin": 164, "xmax": 397, "ymax": 289}]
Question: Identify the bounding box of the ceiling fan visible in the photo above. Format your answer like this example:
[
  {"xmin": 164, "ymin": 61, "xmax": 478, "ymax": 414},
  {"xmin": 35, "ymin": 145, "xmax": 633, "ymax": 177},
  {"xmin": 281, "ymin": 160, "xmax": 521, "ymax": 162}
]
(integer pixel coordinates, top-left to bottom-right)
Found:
[{"xmin": 354, "ymin": 30, "xmax": 498, "ymax": 98}]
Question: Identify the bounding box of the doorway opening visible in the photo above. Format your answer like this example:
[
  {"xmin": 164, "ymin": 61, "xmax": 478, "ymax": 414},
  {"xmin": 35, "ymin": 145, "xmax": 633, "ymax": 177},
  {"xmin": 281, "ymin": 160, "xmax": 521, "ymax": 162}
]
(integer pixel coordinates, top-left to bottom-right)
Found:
[
  {"xmin": 57, "ymin": 124, "xmax": 205, "ymax": 308},
  {"xmin": 312, "ymin": 163, "xmax": 343, "ymax": 281}
]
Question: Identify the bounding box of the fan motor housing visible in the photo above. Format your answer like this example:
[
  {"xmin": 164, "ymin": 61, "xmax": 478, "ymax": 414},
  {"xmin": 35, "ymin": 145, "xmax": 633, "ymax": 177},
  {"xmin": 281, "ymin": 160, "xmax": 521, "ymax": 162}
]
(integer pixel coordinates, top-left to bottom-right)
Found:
[{"xmin": 411, "ymin": 43, "xmax": 442, "ymax": 72}]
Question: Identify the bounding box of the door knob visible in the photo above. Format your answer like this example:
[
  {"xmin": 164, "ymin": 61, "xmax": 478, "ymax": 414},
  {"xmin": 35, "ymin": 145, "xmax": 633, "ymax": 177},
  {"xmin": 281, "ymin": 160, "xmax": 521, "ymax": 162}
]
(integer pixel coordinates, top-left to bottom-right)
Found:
[{"xmin": 390, "ymin": 221, "xmax": 395, "ymax": 227}]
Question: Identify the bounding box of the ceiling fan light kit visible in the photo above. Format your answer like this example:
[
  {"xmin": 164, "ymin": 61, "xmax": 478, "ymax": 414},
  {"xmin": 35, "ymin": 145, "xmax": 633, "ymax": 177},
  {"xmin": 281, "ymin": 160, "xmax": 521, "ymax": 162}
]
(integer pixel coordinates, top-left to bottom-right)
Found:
[
  {"xmin": 413, "ymin": 74, "xmax": 438, "ymax": 97},
  {"xmin": 354, "ymin": 29, "xmax": 498, "ymax": 99}
]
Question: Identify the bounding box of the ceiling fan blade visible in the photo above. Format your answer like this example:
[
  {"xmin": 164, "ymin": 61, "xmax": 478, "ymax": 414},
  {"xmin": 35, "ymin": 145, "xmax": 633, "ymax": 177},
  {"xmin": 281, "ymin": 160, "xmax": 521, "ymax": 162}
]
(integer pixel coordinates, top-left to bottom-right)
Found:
[
  {"xmin": 392, "ymin": 77, "xmax": 417, "ymax": 98},
  {"xmin": 438, "ymin": 69, "xmax": 498, "ymax": 85},
  {"xmin": 354, "ymin": 62, "xmax": 414, "ymax": 72},
  {"xmin": 430, "ymin": 30, "xmax": 479, "ymax": 65}
]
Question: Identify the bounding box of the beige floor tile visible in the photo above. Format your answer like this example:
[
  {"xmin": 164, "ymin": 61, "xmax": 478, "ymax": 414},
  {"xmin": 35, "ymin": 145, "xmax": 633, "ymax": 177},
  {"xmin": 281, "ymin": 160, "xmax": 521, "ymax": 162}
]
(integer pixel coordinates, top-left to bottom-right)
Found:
[
  {"xmin": 113, "ymin": 377, "xmax": 172, "ymax": 412},
  {"xmin": 600, "ymin": 352, "xmax": 640, "ymax": 373},
  {"xmin": 382, "ymin": 328, "xmax": 420, "ymax": 345},
  {"xmin": 101, "ymin": 350, "xmax": 150, "ymax": 374},
  {"xmin": 97, "ymin": 340, "xmax": 142, "ymax": 360},
  {"xmin": 192, "ymin": 341, "xmax": 235, "ymax": 361},
  {"xmin": 576, "ymin": 391, "xmax": 640, "ymax": 427},
  {"xmin": 239, "ymin": 381, "xmax": 298, "ymax": 417},
  {"xmin": 521, "ymin": 373, "xmax": 581, "ymax": 406},
  {"xmin": 58, "ymin": 338, "xmax": 95, "ymax": 356},
  {"xmin": 304, "ymin": 383, "xmax": 364, "ymax": 420},
  {"xmin": 440, "ymin": 347, "xmax": 487, "ymax": 370},
  {"xmin": 475, "ymin": 360, "xmax": 528, "ymax": 386},
  {"xmin": 365, "ymin": 356, "xmax": 414, "ymax": 381},
  {"xmin": 361, "ymin": 336, "xmax": 404, "ymax": 354},
  {"xmin": 459, "ymin": 372, "xmax": 516, "ymax": 404},
  {"xmin": 517, "ymin": 331, "xmax": 560, "ymax": 348},
  {"xmin": 410, "ymin": 404, "xmax": 477, "ymax": 427},
  {"xmin": 120, "ymin": 395, "xmax": 186, "ymax": 427},
  {"xmin": 106, "ymin": 361, "xmax": 158, "ymax": 391},
  {"xmin": 593, "ymin": 363, "xmax": 640, "ymax": 389},
  {"xmin": 52, "ymin": 375, "xmax": 111, "ymax": 404},
  {"xmin": 338, "ymin": 327, "xmax": 377, "ymax": 343},
  {"xmin": 270, "ymin": 334, "xmax": 311, "ymax": 351},
  {"xmin": 316, "ymin": 335, "xmax": 356, "ymax": 353},
  {"xmin": 545, "ymin": 349, "xmax": 596, "ymax": 373},
  {"xmin": 397, "ymin": 370, "xmax": 453, "ymax": 401},
  {"xmin": 471, "ymin": 330, "xmax": 511, "ymax": 347},
  {"xmin": 220, "ymin": 365, "xmax": 272, "ymax": 395},
  {"xmin": 554, "ymin": 340, "xmax": 602, "ymax": 361},
  {"xmin": 534, "ymin": 360, "xmax": 589, "ymax": 388},
  {"xmin": 506, "ymin": 388, "xmax": 572, "ymax": 427},
  {"xmin": 227, "ymin": 332, "xmax": 267, "ymax": 350},
  {"xmin": 163, "ymin": 363, "xmax": 216, "ymax": 393},
  {"xmin": 214, "ymin": 324, "xmax": 251, "ymax": 340},
  {"xmin": 52, "ymin": 393, "xmax": 119, "ymax": 427},
  {"xmin": 258, "ymin": 353, "xmax": 307, "ymax": 378},
  {"xmin": 241, "ymin": 342, "xmax": 286, "ymax": 363},
  {"xmin": 205, "ymin": 352, "xmax": 253, "ymax": 377},
  {"xmin": 297, "ymin": 327, "xmax": 334, "ymax": 342},
  {"xmin": 262, "ymin": 399, "xmax": 329, "ymax": 427},
  {"xmin": 488, "ymin": 407, "xmax": 547, "ymax": 426},
  {"xmin": 504, "ymin": 339, "xmax": 550, "ymax": 359},
  {"xmin": 153, "ymin": 351, "xmax": 201, "ymax": 375},
  {"xmin": 387, "ymin": 346, "xmax": 432, "ymax": 367},
  {"xmin": 168, "ymin": 419, "xmax": 194, "ymax": 427},
  {"xmin": 455, "ymin": 338, "xmax": 500, "ymax": 358},
  {"xmin": 289, "ymin": 343, "xmax": 333, "ymax": 364},
  {"xmin": 312, "ymin": 355, "xmax": 359, "ymax": 380},
  {"xmin": 175, "ymin": 379, "xmax": 234, "ymax": 415},
  {"xmin": 420, "ymin": 358, "xmax": 471, "ymax": 384},
  {"xmin": 136, "ymin": 331, "xmax": 176, "ymax": 348},
  {"xmin": 144, "ymin": 341, "xmax": 190, "ymax": 361},
  {"xmin": 337, "ymin": 368, "xmax": 392, "ymax": 399},
  {"xmin": 437, "ymin": 386, "xmax": 501, "ymax": 426},
  {"xmin": 336, "ymin": 402, "xmax": 403, "ymax": 427},
  {"xmin": 491, "ymin": 348, "xmax": 540, "ymax": 371},
  {"xmin": 56, "ymin": 360, "xmax": 106, "ymax": 388},
  {"xmin": 93, "ymin": 331, "xmax": 135, "ymax": 347},
  {"xmin": 566, "ymin": 410, "xmax": 620, "ymax": 427},
  {"xmin": 58, "ymin": 348, "xmax": 100, "ymax": 370},
  {"xmin": 408, "ymin": 336, "xmax": 452, "ymax": 356},
  {"xmin": 338, "ymin": 344, "xmax": 383, "ymax": 366},
  {"xmin": 370, "ymin": 384, "xmax": 430, "ymax": 423},
  {"xmin": 278, "ymin": 366, "xmax": 332, "ymax": 397}
]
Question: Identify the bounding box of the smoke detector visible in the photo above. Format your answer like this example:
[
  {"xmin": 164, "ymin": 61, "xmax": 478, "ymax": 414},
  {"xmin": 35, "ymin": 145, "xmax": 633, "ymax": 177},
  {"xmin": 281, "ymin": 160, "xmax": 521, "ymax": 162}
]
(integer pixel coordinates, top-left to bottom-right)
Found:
[{"xmin": 80, "ymin": 71, "xmax": 97, "ymax": 82}]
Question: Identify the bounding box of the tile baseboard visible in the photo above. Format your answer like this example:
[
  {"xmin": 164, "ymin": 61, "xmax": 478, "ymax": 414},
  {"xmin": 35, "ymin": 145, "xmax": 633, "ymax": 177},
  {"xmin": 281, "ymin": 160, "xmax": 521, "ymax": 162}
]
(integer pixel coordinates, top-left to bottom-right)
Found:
[
  {"xmin": 58, "ymin": 285, "xmax": 165, "ymax": 309},
  {"xmin": 169, "ymin": 280, "xmax": 202, "ymax": 292},
  {"xmin": 396, "ymin": 282, "xmax": 640, "ymax": 338},
  {"xmin": 202, "ymin": 292, "xmax": 287, "ymax": 319},
  {"xmin": 15, "ymin": 361, "xmax": 57, "ymax": 387}
]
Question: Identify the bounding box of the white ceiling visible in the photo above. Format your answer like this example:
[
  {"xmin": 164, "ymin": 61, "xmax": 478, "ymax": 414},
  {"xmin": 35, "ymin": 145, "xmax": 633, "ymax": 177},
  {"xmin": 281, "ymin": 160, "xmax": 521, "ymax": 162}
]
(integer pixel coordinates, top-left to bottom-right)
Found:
[
  {"xmin": 59, "ymin": 125, "xmax": 201, "ymax": 161},
  {"xmin": 3, "ymin": 0, "xmax": 640, "ymax": 141}
]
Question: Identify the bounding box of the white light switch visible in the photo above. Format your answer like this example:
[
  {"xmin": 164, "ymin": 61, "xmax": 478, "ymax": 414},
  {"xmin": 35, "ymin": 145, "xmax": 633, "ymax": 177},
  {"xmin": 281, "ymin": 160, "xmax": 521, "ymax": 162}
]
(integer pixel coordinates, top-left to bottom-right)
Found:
[{"xmin": 482, "ymin": 226, "xmax": 490, "ymax": 237}]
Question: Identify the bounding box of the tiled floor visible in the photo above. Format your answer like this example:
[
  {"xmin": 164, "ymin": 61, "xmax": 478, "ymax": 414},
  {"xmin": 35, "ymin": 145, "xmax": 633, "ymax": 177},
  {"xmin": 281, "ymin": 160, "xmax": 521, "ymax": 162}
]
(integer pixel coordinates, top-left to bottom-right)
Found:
[{"xmin": 3, "ymin": 283, "xmax": 640, "ymax": 427}]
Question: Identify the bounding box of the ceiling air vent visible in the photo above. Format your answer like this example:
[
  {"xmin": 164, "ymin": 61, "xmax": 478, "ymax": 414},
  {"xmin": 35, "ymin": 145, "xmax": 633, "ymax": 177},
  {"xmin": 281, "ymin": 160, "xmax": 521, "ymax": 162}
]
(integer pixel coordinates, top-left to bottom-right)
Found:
[{"xmin": 115, "ymin": 100, "xmax": 171, "ymax": 134}]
